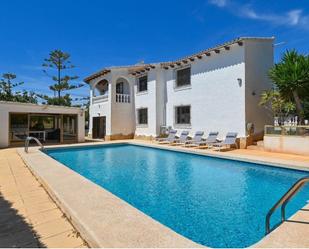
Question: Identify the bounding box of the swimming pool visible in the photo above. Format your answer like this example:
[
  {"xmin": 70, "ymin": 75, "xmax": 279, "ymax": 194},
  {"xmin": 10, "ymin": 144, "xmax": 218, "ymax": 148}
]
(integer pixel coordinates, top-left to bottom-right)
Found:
[{"xmin": 46, "ymin": 144, "xmax": 309, "ymax": 248}]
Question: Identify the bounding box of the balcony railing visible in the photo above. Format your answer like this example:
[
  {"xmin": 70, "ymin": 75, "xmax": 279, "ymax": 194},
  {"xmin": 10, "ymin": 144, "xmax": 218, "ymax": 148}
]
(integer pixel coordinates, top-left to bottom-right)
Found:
[
  {"xmin": 92, "ymin": 95, "xmax": 108, "ymax": 104},
  {"xmin": 116, "ymin": 94, "xmax": 130, "ymax": 103},
  {"xmin": 265, "ymin": 125, "xmax": 309, "ymax": 136}
]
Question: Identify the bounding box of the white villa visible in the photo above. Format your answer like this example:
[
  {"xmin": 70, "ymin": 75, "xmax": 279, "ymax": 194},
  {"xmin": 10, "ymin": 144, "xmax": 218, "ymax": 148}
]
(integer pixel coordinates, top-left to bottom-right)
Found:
[{"xmin": 85, "ymin": 37, "xmax": 274, "ymax": 148}]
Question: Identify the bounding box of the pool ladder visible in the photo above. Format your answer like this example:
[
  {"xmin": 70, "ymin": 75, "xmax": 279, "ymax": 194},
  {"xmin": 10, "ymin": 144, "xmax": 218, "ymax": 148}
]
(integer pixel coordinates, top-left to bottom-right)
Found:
[
  {"xmin": 24, "ymin": 136, "xmax": 44, "ymax": 153},
  {"xmin": 265, "ymin": 176, "xmax": 309, "ymax": 234}
]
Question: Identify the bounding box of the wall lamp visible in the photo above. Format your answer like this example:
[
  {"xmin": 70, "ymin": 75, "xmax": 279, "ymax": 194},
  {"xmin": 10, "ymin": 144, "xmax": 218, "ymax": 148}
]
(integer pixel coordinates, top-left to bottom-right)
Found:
[{"xmin": 237, "ymin": 78, "xmax": 242, "ymax": 87}]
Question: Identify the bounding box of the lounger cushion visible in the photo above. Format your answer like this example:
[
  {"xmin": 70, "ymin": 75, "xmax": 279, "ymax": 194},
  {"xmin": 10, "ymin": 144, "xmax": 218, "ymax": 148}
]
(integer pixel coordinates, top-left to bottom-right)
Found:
[
  {"xmin": 209, "ymin": 131, "xmax": 219, "ymax": 136},
  {"xmin": 180, "ymin": 131, "xmax": 189, "ymax": 135},
  {"xmin": 206, "ymin": 132, "xmax": 219, "ymax": 143},
  {"xmin": 195, "ymin": 131, "xmax": 204, "ymax": 136},
  {"xmin": 223, "ymin": 132, "xmax": 238, "ymax": 145}
]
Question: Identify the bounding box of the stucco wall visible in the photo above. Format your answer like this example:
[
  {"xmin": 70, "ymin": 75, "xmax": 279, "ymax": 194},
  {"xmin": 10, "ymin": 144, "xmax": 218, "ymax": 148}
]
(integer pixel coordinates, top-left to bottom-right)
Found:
[
  {"xmin": 155, "ymin": 69, "xmax": 166, "ymax": 134},
  {"xmin": 264, "ymin": 135, "xmax": 309, "ymax": 156},
  {"xmin": 244, "ymin": 39, "xmax": 274, "ymax": 135},
  {"xmin": 110, "ymin": 70, "xmax": 135, "ymax": 136},
  {"xmin": 89, "ymin": 74, "xmax": 112, "ymax": 136},
  {"xmin": 165, "ymin": 44, "xmax": 246, "ymax": 139},
  {"xmin": 87, "ymin": 39, "xmax": 274, "ymax": 141},
  {"xmin": 0, "ymin": 102, "xmax": 85, "ymax": 148},
  {"xmin": 134, "ymin": 70, "xmax": 158, "ymax": 136}
]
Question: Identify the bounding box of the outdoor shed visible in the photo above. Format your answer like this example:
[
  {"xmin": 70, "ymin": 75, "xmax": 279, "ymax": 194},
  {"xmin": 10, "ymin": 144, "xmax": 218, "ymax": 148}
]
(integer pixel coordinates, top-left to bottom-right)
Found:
[{"xmin": 0, "ymin": 101, "xmax": 85, "ymax": 148}]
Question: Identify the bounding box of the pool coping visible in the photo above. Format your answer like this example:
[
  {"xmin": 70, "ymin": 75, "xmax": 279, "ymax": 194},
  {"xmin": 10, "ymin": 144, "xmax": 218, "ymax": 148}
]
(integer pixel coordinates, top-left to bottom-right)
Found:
[{"xmin": 17, "ymin": 140, "xmax": 309, "ymax": 248}]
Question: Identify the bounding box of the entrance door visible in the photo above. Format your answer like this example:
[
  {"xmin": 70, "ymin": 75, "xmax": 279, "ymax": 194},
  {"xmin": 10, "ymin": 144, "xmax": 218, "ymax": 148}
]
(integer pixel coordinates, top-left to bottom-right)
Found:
[{"xmin": 93, "ymin": 116, "xmax": 106, "ymax": 139}]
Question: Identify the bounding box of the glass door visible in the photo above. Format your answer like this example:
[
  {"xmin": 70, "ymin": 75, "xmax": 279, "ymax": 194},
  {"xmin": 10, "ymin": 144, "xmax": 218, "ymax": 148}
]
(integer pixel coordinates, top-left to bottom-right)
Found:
[
  {"xmin": 62, "ymin": 114, "xmax": 77, "ymax": 142},
  {"xmin": 9, "ymin": 113, "xmax": 29, "ymax": 144}
]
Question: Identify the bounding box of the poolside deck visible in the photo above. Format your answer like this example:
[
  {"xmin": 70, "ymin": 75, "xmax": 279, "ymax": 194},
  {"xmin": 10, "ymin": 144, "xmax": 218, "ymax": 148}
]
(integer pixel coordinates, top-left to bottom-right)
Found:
[
  {"xmin": 0, "ymin": 148, "xmax": 88, "ymax": 248},
  {"xmin": 1, "ymin": 140, "xmax": 309, "ymax": 248}
]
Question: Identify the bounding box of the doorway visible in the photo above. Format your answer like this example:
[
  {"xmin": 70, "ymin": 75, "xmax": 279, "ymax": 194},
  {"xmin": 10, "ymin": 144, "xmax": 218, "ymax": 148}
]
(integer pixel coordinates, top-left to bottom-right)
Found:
[{"xmin": 93, "ymin": 116, "xmax": 106, "ymax": 139}]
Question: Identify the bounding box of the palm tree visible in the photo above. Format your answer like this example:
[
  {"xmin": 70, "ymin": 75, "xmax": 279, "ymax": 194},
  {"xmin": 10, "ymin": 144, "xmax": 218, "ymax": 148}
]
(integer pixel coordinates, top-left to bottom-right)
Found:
[
  {"xmin": 259, "ymin": 89, "xmax": 295, "ymax": 125},
  {"xmin": 269, "ymin": 50, "xmax": 309, "ymax": 124}
]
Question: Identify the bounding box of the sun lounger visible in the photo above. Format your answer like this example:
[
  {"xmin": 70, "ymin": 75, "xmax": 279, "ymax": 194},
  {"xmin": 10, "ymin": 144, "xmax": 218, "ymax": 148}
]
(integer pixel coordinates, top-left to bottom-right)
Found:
[
  {"xmin": 157, "ymin": 130, "xmax": 177, "ymax": 144},
  {"xmin": 172, "ymin": 130, "xmax": 189, "ymax": 145},
  {"xmin": 212, "ymin": 132, "xmax": 238, "ymax": 151},
  {"xmin": 184, "ymin": 131, "xmax": 204, "ymax": 147},
  {"xmin": 197, "ymin": 131, "xmax": 219, "ymax": 148}
]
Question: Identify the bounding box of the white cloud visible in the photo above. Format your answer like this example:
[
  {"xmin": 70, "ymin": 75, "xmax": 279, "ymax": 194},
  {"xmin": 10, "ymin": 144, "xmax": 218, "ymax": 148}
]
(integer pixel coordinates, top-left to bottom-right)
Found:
[
  {"xmin": 287, "ymin": 10, "xmax": 302, "ymax": 26},
  {"xmin": 208, "ymin": 0, "xmax": 227, "ymax": 8},
  {"xmin": 208, "ymin": 0, "xmax": 309, "ymax": 29},
  {"xmin": 240, "ymin": 7, "xmax": 305, "ymax": 27}
]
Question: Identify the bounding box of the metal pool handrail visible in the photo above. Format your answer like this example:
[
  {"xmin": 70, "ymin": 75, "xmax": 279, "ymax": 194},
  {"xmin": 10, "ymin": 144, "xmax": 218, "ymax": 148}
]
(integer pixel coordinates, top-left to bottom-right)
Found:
[
  {"xmin": 265, "ymin": 176, "xmax": 309, "ymax": 234},
  {"xmin": 24, "ymin": 136, "xmax": 44, "ymax": 153}
]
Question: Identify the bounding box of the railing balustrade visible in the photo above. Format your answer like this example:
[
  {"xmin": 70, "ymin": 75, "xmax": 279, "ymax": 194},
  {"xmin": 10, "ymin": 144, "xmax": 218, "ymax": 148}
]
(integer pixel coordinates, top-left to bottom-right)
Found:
[
  {"xmin": 92, "ymin": 95, "xmax": 108, "ymax": 104},
  {"xmin": 92, "ymin": 93, "xmax": 131, "ymax": 104},
  {"xmin": 116, "ymin": 94, "xmax": 130, "ymax": 103},
  {"xmin": 265, "ymin": 125, "xmax": 309, "ymax": 136}
]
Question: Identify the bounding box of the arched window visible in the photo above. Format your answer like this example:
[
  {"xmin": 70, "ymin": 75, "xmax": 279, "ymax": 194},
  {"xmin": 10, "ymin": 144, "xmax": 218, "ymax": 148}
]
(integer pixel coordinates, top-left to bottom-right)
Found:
[
  {"xmin": 115, "ymin": 78, "xmax": 130, "ymax": 103},
  {"xmin": 115, "ymin": 78, "xmax": 130, "ymax": 95},
  {"xmin": 93, "ymin": 80, "xmax": 108, "ymax": 97}
]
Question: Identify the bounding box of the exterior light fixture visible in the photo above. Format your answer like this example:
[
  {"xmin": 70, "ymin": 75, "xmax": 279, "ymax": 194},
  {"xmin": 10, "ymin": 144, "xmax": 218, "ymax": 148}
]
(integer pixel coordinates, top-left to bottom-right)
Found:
[{"xmin": 237, "ymin": 78, "xmax": 242, "ymax": 87}]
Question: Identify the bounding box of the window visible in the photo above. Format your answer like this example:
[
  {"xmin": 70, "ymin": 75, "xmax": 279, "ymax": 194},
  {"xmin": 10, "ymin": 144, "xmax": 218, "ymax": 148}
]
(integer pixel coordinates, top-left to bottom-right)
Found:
[
  {"xmin": 137, "ymin": 108, "xmax": 148, "ymax": 125},
  {"xmin": 137, "ymin": 76, "xmax": 148, "ymax": 92},
  {"xmin": 9, "ymin": 113, "xmax": 28, "ymax": 142},
  {"xmin": 175, "ymin": 106, "xmax": 191, "ymax": 125},
  {"xmin": 176, "ymin": 67, "xmax": 191, "ymax": 87},
  {"xmin": 116, "ymin": 82, "xmax": 124, "ymax": 94}
]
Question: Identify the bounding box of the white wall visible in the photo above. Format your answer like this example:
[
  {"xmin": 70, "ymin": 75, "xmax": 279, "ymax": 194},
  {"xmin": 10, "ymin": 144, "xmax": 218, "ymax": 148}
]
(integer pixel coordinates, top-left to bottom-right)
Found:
[
  {"xmin": 165, "ymin": 44, "xmax": 246, "ymax": 139},
  {"xmin": 0, "ymin": 102, "xmax": 85, "ymax": 148},
  {"xmin": 264, "ymin": 135, "xmax": 309, "ymax": 156},
  {"xmin": 244, "ymin": 39, "xmax": 274, "ymax": 134},
  {"xmin": 134, "ymin": 70, "xmax": 158, "ymax": 136},
  {"xmin": 155, "ymin": 68, "xmax": 166, "ymax": 134},
  {"xmin": 87, "ymin": 39, "xmax": 274, "ymax": 140},
  {"xmin": 110, "ymin": 70, "xmax": 135, "ymax": 136},
  {"xmin": 89, "ymin": 74, "xmax": 112, "ymax": 136}
]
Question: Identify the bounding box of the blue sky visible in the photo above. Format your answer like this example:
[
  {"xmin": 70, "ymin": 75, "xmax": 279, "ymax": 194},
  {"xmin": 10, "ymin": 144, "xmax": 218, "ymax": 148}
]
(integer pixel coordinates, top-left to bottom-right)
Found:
[{"xmin": 0, "ymin": 0, "xmax": 308, "ymax": 103}]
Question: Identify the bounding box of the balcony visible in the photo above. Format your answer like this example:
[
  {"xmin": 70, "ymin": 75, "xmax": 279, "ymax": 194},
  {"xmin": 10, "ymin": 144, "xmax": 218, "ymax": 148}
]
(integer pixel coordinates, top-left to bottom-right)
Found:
[
  {"xmin": 92, "ymin": 95, "xmax": 108, "ymax": 104},
  {"xmin": 116, "ymin": 94, "xmax": 130, "ymax": 103}
]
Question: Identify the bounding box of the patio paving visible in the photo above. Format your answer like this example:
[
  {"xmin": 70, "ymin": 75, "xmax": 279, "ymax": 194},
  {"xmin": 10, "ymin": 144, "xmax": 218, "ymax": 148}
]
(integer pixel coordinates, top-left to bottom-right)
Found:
[{"xmin": 0, "ymin": 148, "xmax": 88, "ymax": 248}]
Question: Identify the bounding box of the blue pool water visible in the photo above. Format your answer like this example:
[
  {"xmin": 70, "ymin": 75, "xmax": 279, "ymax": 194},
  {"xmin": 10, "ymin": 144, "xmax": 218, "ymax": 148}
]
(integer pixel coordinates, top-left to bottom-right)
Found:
[{"xmin": 46, "ymin": 144, "xmax": 309, "ymax": 248}]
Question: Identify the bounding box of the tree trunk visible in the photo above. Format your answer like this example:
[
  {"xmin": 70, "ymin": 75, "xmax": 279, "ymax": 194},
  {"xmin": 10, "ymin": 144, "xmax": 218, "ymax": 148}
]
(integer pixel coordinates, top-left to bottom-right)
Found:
[
  {"xmin": 58, "ymin": 59, "xmax": 61, "ymax": 101},
  {"xmin": 292, "ymin": 90, "xmax": 304, "ymax": 124}
]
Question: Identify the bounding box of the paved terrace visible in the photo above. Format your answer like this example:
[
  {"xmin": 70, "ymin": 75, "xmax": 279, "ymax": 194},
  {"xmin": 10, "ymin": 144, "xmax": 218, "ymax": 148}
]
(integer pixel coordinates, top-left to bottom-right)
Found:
[
  {"xmin": 0, "ymin": 148, "xmax": 88, "ymax": 248},
  {"xmin": 0, "ymin": 140, "xmax": 309, "ymax": 247}
]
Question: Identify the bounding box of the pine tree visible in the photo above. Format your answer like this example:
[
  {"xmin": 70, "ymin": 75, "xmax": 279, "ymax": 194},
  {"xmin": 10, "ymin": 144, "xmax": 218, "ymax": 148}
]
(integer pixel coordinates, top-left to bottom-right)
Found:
[
  {"xmin": 41, "ymin": 50, "xmax": 83, "ymax": 106},
  {"xmin": 0, "ymin": 73, "xmax": 37, "ymax": 103}
]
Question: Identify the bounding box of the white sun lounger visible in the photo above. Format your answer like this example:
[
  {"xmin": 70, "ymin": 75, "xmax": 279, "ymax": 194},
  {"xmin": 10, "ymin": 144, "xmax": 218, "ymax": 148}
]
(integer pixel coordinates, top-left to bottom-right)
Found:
[
  {"xmin": 212, "ymin": 132, "xmax": 238, "ymax": 151},
  {"xmin": 157, "ymin": 130, "xmax": 177, "ymax": 144}
]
